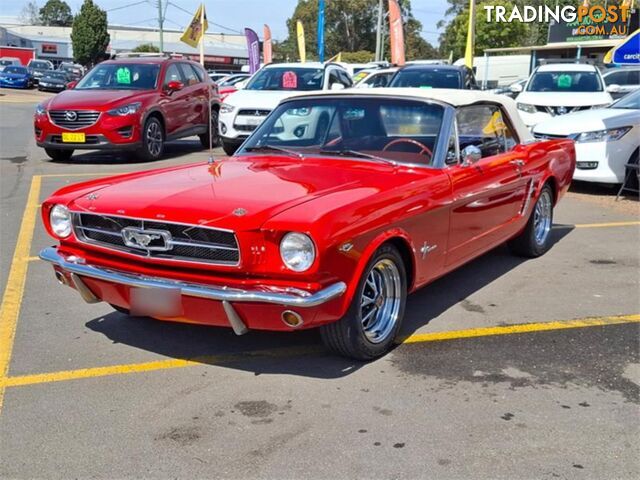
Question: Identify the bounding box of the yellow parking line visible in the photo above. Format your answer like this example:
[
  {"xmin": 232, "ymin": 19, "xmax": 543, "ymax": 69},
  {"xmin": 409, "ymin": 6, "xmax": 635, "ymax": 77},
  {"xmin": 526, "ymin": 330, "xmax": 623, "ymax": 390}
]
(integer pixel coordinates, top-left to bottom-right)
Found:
[
  {"xmin": 39, "ymin": 172, "xmax": 127, "ymax": 178},
  {"xmin": 574, "ymin": 221, "xmax": 640, "ymax": 229},
  {"xmin": 0, "ymin": 175, "xmax": 41, "ymax": 414},
  {"xmin": 26, "ymin": 256, "xmax": 40, "ymax": 262},
  {"xmin": 0, "ymin": 314, "xmax": 636, "ymax": 389}
]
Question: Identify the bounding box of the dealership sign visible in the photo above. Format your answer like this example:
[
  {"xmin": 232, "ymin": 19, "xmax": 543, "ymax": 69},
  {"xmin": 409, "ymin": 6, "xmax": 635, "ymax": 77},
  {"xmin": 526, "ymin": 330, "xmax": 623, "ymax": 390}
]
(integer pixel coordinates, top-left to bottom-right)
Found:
[
  {"xmin": 548, "ymin": 9, "xmax": 638, "ymax": 43},
  {"xmin": 612, "ymin": 29, "xmax": 640, "ymax": 64}
]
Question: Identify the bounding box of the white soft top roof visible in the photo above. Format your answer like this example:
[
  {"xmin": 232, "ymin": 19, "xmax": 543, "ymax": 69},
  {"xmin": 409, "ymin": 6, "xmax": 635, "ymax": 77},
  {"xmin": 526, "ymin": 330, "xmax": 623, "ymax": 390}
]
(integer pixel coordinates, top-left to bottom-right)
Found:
[
  {"xmin": 536, "ymin": 63, "xmax": 598, "ymax": 72},
  {"xmin": 293, "ymin": 88, "xmax": 533, "ymax": 142}
]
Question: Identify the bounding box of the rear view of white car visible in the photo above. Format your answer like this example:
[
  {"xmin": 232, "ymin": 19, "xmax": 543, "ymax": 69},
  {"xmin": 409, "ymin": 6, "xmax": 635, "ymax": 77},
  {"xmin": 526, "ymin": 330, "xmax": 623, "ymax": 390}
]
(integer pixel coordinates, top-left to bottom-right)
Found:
[
  {"xmin": 515, "ymin": 64, "xmax": 612, "ymax": 127},
  {"xmin": 533, "ymin": 90, "xmax": 639, "ymax": 184}
]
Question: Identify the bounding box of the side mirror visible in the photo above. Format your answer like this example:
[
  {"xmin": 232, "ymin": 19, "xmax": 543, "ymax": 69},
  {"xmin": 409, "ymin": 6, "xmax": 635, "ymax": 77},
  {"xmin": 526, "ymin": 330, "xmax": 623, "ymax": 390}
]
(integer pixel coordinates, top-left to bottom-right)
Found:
[
  {"xmin": 606, "ymin": 84, "xmax": 620, "ymax": 93},
  {"xmin": 331, "ymin": 83, "xmax": 345, "ymax": 91},
  {"xmin": 510, "ymin": 83, "xmax": 523, "ymax": 93},
  {"xmin": 167, "ymin": 80, "xmax": 184, "ymax": 92},
  {"xmin": 461, "ymin": 145, "xmax": 482, "ymax": 166},
  {"xmin": 66, "ymin": 80, "xmax": 77, "ymax": 89}
]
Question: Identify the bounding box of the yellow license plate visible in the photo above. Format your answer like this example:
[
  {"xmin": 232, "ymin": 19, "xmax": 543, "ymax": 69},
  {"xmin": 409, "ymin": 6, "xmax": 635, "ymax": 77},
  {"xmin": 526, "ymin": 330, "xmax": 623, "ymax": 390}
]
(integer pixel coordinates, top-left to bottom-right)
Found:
[{"xmin": 61, "ymin": 132, "xmax": 85, "ymax": 143}]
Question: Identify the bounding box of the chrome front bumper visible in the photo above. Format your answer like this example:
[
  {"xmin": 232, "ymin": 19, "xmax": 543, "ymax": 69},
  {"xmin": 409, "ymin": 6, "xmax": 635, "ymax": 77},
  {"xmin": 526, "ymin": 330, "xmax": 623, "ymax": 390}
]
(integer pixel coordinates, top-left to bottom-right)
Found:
[{"xmin": 40, "ymin": 247, "xmax": 347, "ymax": 334}]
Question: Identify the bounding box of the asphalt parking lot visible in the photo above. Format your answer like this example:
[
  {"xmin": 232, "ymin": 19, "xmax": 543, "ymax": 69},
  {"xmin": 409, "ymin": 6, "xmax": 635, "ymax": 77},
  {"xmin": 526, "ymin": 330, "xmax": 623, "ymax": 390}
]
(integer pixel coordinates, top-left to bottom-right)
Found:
[{"xmin": 1, "ymin": 88, "xmax": 639, "ymax": 479}]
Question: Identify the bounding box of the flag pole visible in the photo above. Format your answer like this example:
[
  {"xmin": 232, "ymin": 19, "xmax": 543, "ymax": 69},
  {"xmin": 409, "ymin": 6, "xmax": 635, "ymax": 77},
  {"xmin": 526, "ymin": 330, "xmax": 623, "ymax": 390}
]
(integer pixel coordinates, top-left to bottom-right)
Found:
[{"xmin": 199, "ymin": 4, "xmax": 205, "ymax": 66}]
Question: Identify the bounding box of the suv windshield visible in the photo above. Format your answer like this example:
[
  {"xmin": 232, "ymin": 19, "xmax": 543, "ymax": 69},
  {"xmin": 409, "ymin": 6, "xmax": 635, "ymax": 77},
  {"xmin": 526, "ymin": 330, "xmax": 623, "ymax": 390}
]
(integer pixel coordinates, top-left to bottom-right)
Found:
[
  {"xmin": 240, "ymin": 97, "xmax": 445, "ymax": 166},
  {"xmin": 30, "ymin": 61, "xmax": 50, "ymax": 69},
  {"xmin": 527, "ymin": 71, "xmax": 603, "ymax": 92},
  {"xmin": 3, "ymin": 66, "xmax": 27, "ymax": 74},
  {"xmin": 245, "ymin": 67, "xmax": 324, "ymax": 91},
  {"xmin": 45, "ymin": 71, "xmax": 68, "ymax": 80},
  {"xmin": 610, "ymin": 89, "xmax": 640, "ymax": 109},
  {"xmin": 389, "ymin": 68, "xmax": 462, "ymax": 89},
  {"xmin": 75, "ymin": 63, "xmax": 160, "ymax": 90}
]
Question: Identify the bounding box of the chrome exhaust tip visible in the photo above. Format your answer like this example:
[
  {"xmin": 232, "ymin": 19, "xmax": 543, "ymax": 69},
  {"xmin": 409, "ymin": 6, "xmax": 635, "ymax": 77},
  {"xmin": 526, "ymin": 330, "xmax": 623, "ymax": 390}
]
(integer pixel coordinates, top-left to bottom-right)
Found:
[
  {"xmin": 54, "ymin": 270, "xmax": 67, "ymax": 286},
  {"xmin": 281, "ymin": 310, "xmax": 304, "ymax": 328}
]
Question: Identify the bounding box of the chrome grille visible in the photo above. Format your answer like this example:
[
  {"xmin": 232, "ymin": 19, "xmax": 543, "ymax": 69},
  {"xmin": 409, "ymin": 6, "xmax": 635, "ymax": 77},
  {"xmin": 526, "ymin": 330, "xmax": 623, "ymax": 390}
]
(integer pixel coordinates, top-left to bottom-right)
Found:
[
  {"xmin": 49, "ymin": 110, "xmax": 100, "ymax": 130},
  {"xmin": 72, "ymin": 212, "xmax": 240, "ymax": 265},
  {"xmin": 237, "ymin": 109, "xmax": 271, "ymax": 116}
]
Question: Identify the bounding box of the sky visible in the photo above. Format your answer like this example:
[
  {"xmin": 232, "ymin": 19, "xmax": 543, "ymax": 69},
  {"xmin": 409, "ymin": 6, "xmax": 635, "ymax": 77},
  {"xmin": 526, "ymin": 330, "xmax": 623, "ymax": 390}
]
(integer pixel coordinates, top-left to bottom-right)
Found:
[{"xmin": 2, "ymin": 0, "xmax": 450, "ymax": 46}]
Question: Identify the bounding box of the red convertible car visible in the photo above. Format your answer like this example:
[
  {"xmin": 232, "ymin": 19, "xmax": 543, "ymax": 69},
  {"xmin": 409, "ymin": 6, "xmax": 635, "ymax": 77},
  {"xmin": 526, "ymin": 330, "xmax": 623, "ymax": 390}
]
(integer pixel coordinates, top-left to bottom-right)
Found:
[{"xmin": 40, "ymin": 90, "xmax": 575, "ymax": 359}]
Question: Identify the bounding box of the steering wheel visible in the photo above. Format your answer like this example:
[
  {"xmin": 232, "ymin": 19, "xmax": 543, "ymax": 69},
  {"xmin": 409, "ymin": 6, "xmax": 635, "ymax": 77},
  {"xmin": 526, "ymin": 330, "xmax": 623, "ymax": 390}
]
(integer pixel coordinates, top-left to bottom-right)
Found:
[{"xmin": 383, "ymin": 138, "xmax": 433, "ymax": 159}]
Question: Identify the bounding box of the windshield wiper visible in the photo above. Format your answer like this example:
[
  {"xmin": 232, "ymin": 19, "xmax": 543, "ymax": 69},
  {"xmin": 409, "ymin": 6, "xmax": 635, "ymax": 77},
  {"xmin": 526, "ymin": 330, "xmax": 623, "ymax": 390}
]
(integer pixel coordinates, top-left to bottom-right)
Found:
[
  {"xmin": 244, "ymin": 145, "xmax": 304, "ymax": 159},
  {"xmin": 319, "ymin": 149, "xmax": 397, "ymax": 166}
]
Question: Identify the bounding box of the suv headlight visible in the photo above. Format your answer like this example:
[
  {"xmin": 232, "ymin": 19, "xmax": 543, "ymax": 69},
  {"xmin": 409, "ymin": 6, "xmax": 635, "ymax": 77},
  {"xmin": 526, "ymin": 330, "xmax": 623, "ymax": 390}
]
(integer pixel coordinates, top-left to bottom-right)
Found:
[
  {"xmin": 107, "ymin": 102, "xmax": 142, "ymax": 116},
  {"xmin": 517, "ymin": 103, "xmax": 537, "ymax": 114},
  {"xmin": 35, "ymin": 104, "xmax": 46, "ymax": 116},
  {"xmin": 220, "ymin": 103, "xmax": 235, "ymax": 114},
  {"xmin": 572, "ymin": 127, "xmax": 631, "ymax": 143},
  {"xmin": 280, "ymin": 232, "xmax": 316, "ymax": 272},
  {"xmin": 50, "ymin": 204, "xmax": 72, "ymax": 238}
]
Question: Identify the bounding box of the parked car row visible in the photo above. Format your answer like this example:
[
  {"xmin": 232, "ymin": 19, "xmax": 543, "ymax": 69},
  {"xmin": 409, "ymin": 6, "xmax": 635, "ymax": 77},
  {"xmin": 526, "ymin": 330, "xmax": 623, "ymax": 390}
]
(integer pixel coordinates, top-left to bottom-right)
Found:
[{"xmin": 0, "ymin": 57, "xmax": 84, "ymax": 90}]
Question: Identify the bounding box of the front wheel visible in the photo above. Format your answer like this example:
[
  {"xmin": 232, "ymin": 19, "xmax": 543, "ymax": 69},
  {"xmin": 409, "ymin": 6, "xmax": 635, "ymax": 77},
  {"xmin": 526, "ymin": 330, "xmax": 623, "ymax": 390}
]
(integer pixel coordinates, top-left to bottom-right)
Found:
[
  {"xmin": 137, "ymin": 117, "xmax": 164, "ymax": 161},
  {"xmin": 320, "ymin": 244, "xmax": 407, "ymax": 360},
  {"xmin": 44, "ymin": 148, "xmax": 73, "ymax": 161},
  {"xmin": 508, "ymin": 183, "xmax": 554, "ymax": 257}
]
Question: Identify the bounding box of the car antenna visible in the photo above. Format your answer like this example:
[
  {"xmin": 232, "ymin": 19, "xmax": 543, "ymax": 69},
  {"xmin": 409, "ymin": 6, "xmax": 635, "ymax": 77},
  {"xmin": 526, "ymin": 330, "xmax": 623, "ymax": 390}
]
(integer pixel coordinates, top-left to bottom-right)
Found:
[{"xmin": 208, "ymin": 81, "xmax": 215, "ymax": 164}]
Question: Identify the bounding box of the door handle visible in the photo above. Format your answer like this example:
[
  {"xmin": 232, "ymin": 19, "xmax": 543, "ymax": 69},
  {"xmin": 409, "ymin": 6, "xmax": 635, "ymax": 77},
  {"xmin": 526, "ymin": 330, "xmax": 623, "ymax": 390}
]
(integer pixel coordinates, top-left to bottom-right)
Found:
[{"xmin": 510, "ymin": 159, "xmax": 525, "ymax": 167}]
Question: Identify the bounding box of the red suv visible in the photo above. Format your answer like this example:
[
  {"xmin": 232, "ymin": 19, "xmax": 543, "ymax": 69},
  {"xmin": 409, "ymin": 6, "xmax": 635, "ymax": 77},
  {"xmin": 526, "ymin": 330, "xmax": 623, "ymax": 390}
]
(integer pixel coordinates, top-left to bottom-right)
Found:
[{"xmin": 34, "ymin": 56, "xmax": 220, "ymax": 161}]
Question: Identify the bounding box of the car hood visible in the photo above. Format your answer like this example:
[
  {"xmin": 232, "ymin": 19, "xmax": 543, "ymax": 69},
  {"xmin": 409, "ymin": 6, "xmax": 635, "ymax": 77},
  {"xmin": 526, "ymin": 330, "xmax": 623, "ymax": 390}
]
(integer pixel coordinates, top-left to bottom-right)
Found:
[
  {"xmin": 516, "ymin": 91, "xmax": 612, "ymax": 107},
  {"xmin": 0, "ymin": 73, "xmax": 28, "ymax": 79},
  {"xmin": 533, "ymin": 108, "xmax": 640, "ymax": 135},
  {"xmin": 69, "ymin": 157, "xmax": 387, "ymax": 231},
  {"xmin": 46, "ymin": 89, "xmax": 153, "ymax": 110},
  {"xmin": 224, "ymin": 89, "xmax": 300, "ymax": 109}
]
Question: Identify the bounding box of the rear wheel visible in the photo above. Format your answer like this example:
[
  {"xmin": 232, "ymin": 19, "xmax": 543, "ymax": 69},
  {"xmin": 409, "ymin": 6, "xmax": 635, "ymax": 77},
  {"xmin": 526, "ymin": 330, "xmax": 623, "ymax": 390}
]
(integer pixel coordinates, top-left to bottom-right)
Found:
[
  {"xmin": 320, "ymin": 244, "xmax": 407, "ymax": 360},
  {"xmin": 137, "ymin": 117, "xmax": 164, "ymax": 161},
  {"xmin": 508, "ymin": 183, "xmax": 554, "ymax": 257},
  {"xmin": 222, "ymin": 138, "xmax": 239, "ymax": 156},
  {"xmin": 44, "ymin": 148, "xmax": 73, "ymax": 161},
  {"xmin": 199, "ymin": 108, "xmax": 220, "ymax": 148}
]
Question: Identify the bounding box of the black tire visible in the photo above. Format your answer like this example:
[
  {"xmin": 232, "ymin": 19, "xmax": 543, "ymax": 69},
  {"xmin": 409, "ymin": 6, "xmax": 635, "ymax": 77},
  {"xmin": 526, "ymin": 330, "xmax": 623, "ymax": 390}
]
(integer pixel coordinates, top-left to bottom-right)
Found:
[
  {"xmin": 136, "ymin": 116, "xmax": 164, "ymax": 161},
  {"xmin": 624, "ymin": 149, "xmax": 639, "ymax": 192},
  {"xmin": 199, "ymin": 108, "xmax": 220, "ymax": 149},
  {"xmin": 44, "ymin": 148, "xmax": 73, "ymax": 161},
  {"xmin": 508, "ymin": 183, "xmax": 554, "ymax": 258},
  {"xmin": 222, "ymin": 138, "xmax": 239, "ymax": 156},
  {"xmin": 320, "ymin": 244, "xmax": 407, "ymax": 360}
]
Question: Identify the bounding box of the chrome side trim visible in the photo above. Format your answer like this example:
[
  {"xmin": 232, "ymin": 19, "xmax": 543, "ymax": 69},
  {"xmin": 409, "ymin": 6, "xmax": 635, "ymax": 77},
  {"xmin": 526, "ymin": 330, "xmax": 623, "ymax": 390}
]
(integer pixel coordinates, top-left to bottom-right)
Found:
[{"xmin": 40, "ymin": 247, "xmax": 347, "ymax": 308}]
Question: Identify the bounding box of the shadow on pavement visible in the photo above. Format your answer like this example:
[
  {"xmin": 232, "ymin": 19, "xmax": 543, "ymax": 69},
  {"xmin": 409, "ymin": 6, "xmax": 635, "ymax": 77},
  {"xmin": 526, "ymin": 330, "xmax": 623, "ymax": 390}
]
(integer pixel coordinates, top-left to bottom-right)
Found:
[{"xmin": 85, "ymin": 226, "xmax": 574, "ymax": 379}]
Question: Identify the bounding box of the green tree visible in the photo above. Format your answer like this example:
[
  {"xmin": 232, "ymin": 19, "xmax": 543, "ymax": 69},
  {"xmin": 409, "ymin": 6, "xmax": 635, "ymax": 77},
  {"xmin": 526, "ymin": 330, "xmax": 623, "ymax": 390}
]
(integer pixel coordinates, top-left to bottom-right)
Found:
[
  {"xmin": 71, "ymin": 0, "xmax": 110, "ymax": 67},
  {"xmin": 341, "ymin": 50, "xmax": 375, "ymax": 63},
  {"xmin": 39, "ymin": 0, "xmax": 73, "ymax": 26},
  {"xmin": 132, "ymin": 43, "xmax": 160, "ymax": 53},
  {"xmin": 275, "ymin": 0, "xmax": 438, "ymax": 62}
]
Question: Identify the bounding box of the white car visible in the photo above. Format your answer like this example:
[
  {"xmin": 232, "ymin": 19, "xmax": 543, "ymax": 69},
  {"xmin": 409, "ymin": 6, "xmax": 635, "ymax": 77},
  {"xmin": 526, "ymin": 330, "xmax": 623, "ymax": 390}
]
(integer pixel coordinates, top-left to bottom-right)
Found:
[
  {"xmin": 602, "ymin": 67, "xmax": 640, "ymax": 100},
  {"xmin": 219, "ymin": 62, "xmax": 352, "ymax": 155},
  {"xmin": 533, "ymin": 89, "xmax": 639, "ymax": 184},
  {"xmin": 354, "ymin": 68, "xmax": 398, "ymax": 88},
  {"xmin": 515, "ymin": 63, "xmax": 612, "ymax": 128}
]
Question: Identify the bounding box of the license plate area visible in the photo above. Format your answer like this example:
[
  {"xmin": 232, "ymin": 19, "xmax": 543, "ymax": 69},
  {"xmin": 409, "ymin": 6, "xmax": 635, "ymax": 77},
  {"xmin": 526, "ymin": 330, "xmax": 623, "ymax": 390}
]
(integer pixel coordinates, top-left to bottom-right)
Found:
[
  {"xmin": 62, "ymin": 132, "xmax": 85, "ymax": 143},
  {"xmin": 130, "ymin": 287, "xmax": 183, "ymax": 317}
]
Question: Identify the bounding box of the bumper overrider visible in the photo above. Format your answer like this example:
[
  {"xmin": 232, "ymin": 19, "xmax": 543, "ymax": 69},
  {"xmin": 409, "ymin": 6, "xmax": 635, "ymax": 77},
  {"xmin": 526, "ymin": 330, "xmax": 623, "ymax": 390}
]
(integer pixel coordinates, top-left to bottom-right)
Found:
[{"xmin": 40, "ymin": 247, "xmax": 347, "ymax": 334}]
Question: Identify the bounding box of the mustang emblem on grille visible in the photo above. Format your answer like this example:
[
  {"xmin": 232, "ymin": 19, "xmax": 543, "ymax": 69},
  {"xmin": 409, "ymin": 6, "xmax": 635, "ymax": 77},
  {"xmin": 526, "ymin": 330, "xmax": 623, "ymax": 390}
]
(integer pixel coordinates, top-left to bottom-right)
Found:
[
  {"xmin": 65, "ymin": 110, "xmax": 78, "ymax": 121},
  {"xmin": 121, "ymin": 227, "xmax": 172, "ymax": 251}
]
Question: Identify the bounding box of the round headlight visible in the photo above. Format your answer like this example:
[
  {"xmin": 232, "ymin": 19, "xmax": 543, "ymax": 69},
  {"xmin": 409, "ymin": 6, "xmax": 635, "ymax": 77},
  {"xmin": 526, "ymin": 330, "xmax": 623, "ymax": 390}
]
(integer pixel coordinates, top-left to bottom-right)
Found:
[
  {"xmin": 280, "ymin": 232, "xmax": 316, "ymax": 272},
  {"xmin": 50, "ymin": 204, "xmax": 72, "ymax": 238}
]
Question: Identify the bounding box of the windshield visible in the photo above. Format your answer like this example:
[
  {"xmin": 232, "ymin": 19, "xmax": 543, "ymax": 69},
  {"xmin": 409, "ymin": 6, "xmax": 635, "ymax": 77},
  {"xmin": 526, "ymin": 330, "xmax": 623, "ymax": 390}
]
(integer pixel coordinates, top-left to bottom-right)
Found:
[
  {"xmin": 610, "ymin": 89, "xmax": 640, "ymax": 109},
  {"xmin": 0, "ymin": 60, "xmax": 15, "ymax": 66},
  {"xmin": 45, "ymin": 72, "xmax": 68, "ymax": 80},
  {"xmin": 239, "ymin": 97, "xmax": 445, "ymax": 166},
  {"xmin": 245, "ymin": 67, "xmax": 324, "ymax": 91},
  {"xmin": 389, "ymin": 68, "xmax": 462, "ymax": 89},
  {"xmin": 3, "ymin": 66, "xmax": 27, "ymax": 74},
  {"xmin": 30, "ymin": 61, "xmax": 50, "ymax": 69},
  {"xmin": 527, "ymin": 71, "xmax": 603, "ymax": 92},
  {"xmin": 75, "ymin": 63, "xmax": 160, "ymax": 90}
]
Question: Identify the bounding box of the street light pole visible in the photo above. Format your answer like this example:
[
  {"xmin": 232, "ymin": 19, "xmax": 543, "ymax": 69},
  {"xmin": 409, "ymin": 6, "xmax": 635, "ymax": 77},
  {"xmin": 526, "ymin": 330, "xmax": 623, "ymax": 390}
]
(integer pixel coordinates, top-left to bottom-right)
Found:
[
  {"xmin": 157, "ymin": 0, "xmax": 164, "ymax": 53},
  {"xmin": 375, "ymin": 0, "xmax": 383, "ymax": 61}
]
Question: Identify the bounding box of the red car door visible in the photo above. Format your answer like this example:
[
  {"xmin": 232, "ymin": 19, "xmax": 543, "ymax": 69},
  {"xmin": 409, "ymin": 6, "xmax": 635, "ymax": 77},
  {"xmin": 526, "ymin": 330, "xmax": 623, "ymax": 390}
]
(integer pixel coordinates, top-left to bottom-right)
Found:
[
  {"xmin": 177, "ymin": 63, "xmax": 208, "ymax": 129},
  {"xmin": 445, "ymin": 104, "xmax": 530, "ymax": 267},
  {"xmin": 158, "ymin": 63, "xmax": 190, "ymax": 136}
]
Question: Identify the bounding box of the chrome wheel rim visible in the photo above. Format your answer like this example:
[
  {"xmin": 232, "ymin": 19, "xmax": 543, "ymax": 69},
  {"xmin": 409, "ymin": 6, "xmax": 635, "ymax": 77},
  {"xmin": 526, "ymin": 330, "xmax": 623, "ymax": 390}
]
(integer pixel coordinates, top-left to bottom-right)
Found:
[
  {"xmin": 360, "ymin": 259, "xmax": 402, "ymax": 344},
  {"xmin": 146, "ymin": 121, "xmax": 163, "ymax": 157},
  {"xmin": 533, "ymin": 190, "xmax": 552, "ymax": 245}
]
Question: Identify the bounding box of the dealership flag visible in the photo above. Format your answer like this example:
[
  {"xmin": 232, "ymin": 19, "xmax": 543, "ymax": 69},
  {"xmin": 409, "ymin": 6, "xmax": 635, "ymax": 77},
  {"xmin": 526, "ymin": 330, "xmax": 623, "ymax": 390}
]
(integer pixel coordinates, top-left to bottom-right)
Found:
[
  {"xmin": 388, "ymin": 0, "xmax": 405, "ymax": 66},
  {"xmin": 245, "ymin": 28, "xmax": 260, "ymax": 74},
  {"xmin": 263, "ymin": 24, "xmax": 273, "ymax": 64},
  {"xmin": 464, "ymin": 0, "xmax": 475, "ymax": 69},
  {"xmin": 327, "ymin": 52, "xmax": 342, "ymax": 62},
  {"xmin": 318, "ymin": 0, "xmax": 325, "ymax": 62},
  {"xmin": 180, "ymin": 4, "xmax": 208, "ymax": 48},
  {"xmin": 297, "ymin": 21, "xmax": 306, "ymax": 62}
]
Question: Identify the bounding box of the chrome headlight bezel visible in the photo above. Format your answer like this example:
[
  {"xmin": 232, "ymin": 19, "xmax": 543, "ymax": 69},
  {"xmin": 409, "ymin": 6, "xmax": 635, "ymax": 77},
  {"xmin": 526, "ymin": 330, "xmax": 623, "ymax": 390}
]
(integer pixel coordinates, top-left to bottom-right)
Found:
[
  {"xmin": 571, "ymin": 126, "xmax": 632, "ymax": 143},
  {"xmin": 220, "ymin": 103, "xmax": 235, "ymax": 114},
  {"xmin": 106, "ymin": 102, "xmax": 142, "ymax": 116},
  {"xmin": 50, "ymin": 204, "xmax": 72, "ymax": 238},
  {"xmin": 280, "ymin": 232, "xmax": 316, "ymax": 272},
  {"xmin": 35, "ymin": 104, "xmax": 46, "ymax": 116},
  {"xmin": 517, "ymin": 102, "xmax": 537, "ymax": 114}
]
